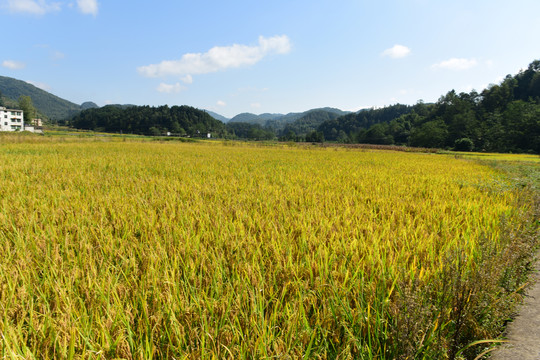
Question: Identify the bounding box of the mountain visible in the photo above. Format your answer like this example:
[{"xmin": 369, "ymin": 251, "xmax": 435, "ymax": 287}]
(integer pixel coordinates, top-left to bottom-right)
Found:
[
  {"xmin": 205, "ymin": 110, "xmax": 230, "ymax": 123},
  {"xmin": 223, "ymin": 107, "xmax": 353, "ymax": 140},
  {"xmin": 228, "ymin": 108, "xmax": 352, "ymax": 130},
  {"xmin": 0, "ymin": 76, "xmax": 82, "ymax": 120},
  {"xmin": 81, "ymin": 101, "xmax": 99, "ymax": 110},
  {"xmin": 313, "ymin": 107, "xmax": 351, "ymax": 116},
  {"xmin": 279, "ymin": 109, "xmax": 344, "ymax": 137},
  {"xmin": 318, "ymin": 103, "xmax": 415, "ymax": 140},
  {"xmin": 266, "ymin": 108, "xmax": 352, "ymax": 131},
  {"xmin": 229, "ymin": 112, "xmax": 284, "ymax": 125}
]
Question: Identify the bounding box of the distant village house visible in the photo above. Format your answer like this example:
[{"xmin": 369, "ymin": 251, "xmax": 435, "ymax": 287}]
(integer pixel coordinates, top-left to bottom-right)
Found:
[
  {"xmin": 0, "ymin": 106, "xmax": 24, "ymax": 131},
  {"xmin": 0, "ymin": 107, "xmax": 42, "ymax": 133}
]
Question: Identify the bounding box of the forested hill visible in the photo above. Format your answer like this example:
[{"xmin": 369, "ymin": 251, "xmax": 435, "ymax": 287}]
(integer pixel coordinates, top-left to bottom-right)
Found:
[
  {"xmin": 205, "ymin": 110, "xmax": 229, "ymax": 123},
  {"xmin": 224, "ymin": 108, "xmax": 350, "ymax": 129},
  {"xmin": 0, "ymin": 76, "xmax": 82, "ymax": 120},
  {"xmin": 229, "ymin": 112, "xmax": 283, "ymax": 125},
  {"xmin": 318, "ymin": 60, "xmax": 540, "ymax": 153},
  {"xmin": 318, "ymin": 104, "xmax": 415, "ymax": 141},
  {"xmin": 223, "ymin": 108, "xmax": 352, "ymax": 140},
  {"xmin": 266, "ymin": 108, "xmax": 350, "ymax": 133},
  {"xmin": 70, "ymin": 105, "xmax": 228, "ymax": 136},
  {"xmin": 279, "ymin": 109, "xmax": 344, "ymax": 139}
]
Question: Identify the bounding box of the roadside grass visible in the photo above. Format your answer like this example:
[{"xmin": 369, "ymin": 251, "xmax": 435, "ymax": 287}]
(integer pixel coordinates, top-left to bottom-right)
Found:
[{"xmin": 441, "ymin": 153, "xmax": 540, "ymax": 359}]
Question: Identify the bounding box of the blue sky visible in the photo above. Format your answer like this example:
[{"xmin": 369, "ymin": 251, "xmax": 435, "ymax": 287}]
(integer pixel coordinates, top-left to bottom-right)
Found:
[{"xmin": 1, "ymin": 0, "xmax": 539, "ymax": 118}]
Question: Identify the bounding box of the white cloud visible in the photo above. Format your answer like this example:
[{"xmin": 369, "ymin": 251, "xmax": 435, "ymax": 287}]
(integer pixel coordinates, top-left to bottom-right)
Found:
[
  {"xmin": 6, "ymin": 0, "xmax": 61, "ymax": 15},
  {"xmin": 2, "ymin": 60, "xmax": 26, "ymax": 69},
  {"xmin": 4, "ymin": 0, "xmax": 97, "ymax": 15},
  {"xmin": 431, "ymin": 58, "xmax": 478, "ymax": 71},
  {"xmin": 251, "ymin": 102, "xmax": 261, "ymax": 109},
  {"xmin": 156, "ymin": 82, "xmax": 185, "ymax": 94},
  {"xmin": 382, "ymin": 44, "xmax": 411, "ymax": 59},
  {"xmin": 216, "ymin": 100, "xmax": 226, "ymax": 107},
  {"xmin": 181, "ymin": 74, "xmax": 193, "ymax": 84},
  {"xmin": 138, "ymin": 35, "xmax": 291, "ymax": 79},
  {"xmin": 76, "ymin": 0, "xmax": 98, "ymax": 16}
]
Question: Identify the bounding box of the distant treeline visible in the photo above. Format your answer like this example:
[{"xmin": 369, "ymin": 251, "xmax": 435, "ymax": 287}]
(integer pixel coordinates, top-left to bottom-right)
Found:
[
  {"xmin": 306, "ymin": 60, "xmax": 540, "ymax": 153},
  {"xmin": 226, "ymin": 122, "xmax": 275, "ymax": 140},
  {"xmin": 69, "ymin": 60, "xmax": 540, "ymax": 153},
  {"xmin": 70, "ymin": 105, "xmax": 228, "ymax": 137}
]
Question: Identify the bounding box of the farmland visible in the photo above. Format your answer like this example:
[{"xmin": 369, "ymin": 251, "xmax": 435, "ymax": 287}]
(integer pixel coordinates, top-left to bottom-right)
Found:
[{"xmin": 0, "ymin": 136, "xmax": 537, "ymax": 359}]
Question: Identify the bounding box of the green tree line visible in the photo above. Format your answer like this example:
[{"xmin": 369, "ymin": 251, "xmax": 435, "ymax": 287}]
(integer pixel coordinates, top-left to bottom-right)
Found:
[
  {"xmin": 226, "ymin": 122, "xmax": 275, "ymax": 140},
  {"xmin": 318, "ymin": 60, "xmax": 540, "ymax": 153},
  {"xmin": 70, "ymin": 105, "xmax": 282, "ymax": 140},
  {"xmin": 70, "ymin": 105, "xmax": 228, "ymax": 137}
]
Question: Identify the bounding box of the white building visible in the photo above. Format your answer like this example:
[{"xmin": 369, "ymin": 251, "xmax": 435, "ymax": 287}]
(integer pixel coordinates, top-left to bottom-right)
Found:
[{"xmin": 0, "ymin": 107, "xmax": 24, "ymax": 131}]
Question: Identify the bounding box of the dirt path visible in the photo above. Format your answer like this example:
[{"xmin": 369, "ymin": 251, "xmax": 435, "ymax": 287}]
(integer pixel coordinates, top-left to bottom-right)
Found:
[{"xmin": 490, "ymin": 260, "xmax": 540, "ymax": 359}]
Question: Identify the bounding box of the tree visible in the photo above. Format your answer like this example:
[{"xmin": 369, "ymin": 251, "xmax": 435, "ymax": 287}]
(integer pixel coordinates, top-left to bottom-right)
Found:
[
  {"xmin": 454, "ymin": 138, "xmax": 474, "ymax": 151},
  {"xmin": 0, "ymin": 90, "xmax": 4, "ymax": 107},
  {"xmin": 502, "ymin": 100, "xmax": 540, "ymax": 153},
  {"xmin": 70, "ymin": 104, "xmax": 229, "ymax": 137},
  {"xmin": 306, "ymin": 130, "xmax": 324, "ymax": 143},
  {"xmin": 18, "ymin": 95, "xmax": 36, "ymax": 124},
  {"xmin": 281, "ymin": 130, "xmax": 297, "ymax": 141},
  {"xmin": 337, "ymin": 130, "xmax": 349, "ymax": 143},
  {"xmin": 409, "ymin": 119, "xmax": 448, "ymax": 148},
  {"xmin": 363, "ymin": 123, "xmax": 393, "ymax": 144},
  {"xmin": 149, "ymin": 126, "xmax": 161, "ymax": 136}
]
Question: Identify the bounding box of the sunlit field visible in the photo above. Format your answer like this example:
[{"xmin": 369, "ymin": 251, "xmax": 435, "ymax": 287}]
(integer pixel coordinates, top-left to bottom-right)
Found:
[
  {"xmin": 453, "ymin": 151, "xmax": 540, "ymax": 163},
  {"xmin": 0, "ymin": 137, "xmax": 536, "ymax": 359}
]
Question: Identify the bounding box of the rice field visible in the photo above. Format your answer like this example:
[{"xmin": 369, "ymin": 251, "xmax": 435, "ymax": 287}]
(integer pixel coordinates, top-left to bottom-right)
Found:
[
  {"xmin": 452, "ymin": 151, "xmax": 540, "ymax": 163},
  {"xmin": 0, "ymin": 137, "xmax": 537, "ymax": 359}
]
